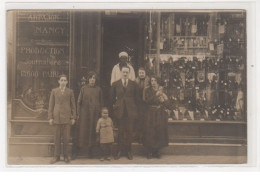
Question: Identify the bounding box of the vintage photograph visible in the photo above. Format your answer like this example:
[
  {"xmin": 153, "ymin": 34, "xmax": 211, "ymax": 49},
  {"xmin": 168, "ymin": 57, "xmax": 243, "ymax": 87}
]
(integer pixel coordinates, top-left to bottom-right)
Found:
[{"xmin": 6, "ymin": 9, "xmax": 247, "ymax": 165}]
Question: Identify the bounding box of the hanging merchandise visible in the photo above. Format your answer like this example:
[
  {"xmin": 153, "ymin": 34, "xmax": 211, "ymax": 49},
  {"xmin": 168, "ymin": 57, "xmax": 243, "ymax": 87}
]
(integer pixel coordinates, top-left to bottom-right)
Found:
[
  {"xmin": 176, "ymin": 24, "xmax": 181, "ymax": 34},
  {"xmin": 209, "ymin": 43, "xmax": 214, "ymax": 51},
  {"xmin": 219, "ymin": 24, "xmax": 225, "ymax": 34},
  {"xmin": 191, "ymin": 24, "xmax": 197, "ymax": 34}
]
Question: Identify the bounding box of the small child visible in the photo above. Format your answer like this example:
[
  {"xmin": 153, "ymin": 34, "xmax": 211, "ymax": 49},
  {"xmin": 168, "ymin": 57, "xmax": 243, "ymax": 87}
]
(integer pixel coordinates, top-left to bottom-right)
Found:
[{"xmin": 96, "ymin": 107, "xmax": 114, "ymax": 161}]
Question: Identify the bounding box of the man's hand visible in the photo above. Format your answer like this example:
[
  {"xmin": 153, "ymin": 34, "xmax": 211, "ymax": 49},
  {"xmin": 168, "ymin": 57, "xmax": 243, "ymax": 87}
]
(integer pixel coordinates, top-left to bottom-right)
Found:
[
  {"xmin": 71, "ymin": 119, "xmax": 76, "ymax": 125},
  {"xmin": 49, "ymin": 119, "xmax": 54, "ymax": 126}
]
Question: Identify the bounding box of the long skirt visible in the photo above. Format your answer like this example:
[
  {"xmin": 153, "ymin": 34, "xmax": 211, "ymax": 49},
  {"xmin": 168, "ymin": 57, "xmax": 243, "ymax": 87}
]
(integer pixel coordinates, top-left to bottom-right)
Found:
[
  {"xmin": 77, "ymin": 106, "xmax": 100, "ymax": 149},
  {"xmin": 143, "ymin": 106, "xmax": 169, "ymax": 150}
]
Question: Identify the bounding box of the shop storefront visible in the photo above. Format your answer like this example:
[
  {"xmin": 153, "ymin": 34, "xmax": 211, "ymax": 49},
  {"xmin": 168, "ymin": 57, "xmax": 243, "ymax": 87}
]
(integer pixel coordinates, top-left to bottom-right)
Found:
[{"xmin": 7, "ymin": 10, "xmax": 246, "ymax": 157}]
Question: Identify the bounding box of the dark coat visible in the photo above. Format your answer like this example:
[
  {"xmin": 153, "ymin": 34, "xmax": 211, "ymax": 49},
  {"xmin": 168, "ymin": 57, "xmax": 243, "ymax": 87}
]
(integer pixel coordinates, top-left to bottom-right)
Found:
[
  {"xmin": 143, "ymin": 87, "xmax": 170, "ymax": 149},
  {"xmin": 110, "ymin": 79, "xmax": 139, "ymax": 121},
  {"xmin": 48, "ymin": 87, "xmax": 76, "ymax": 124},
  {"xmin": 76, "ymin": 85, "xmax": 103, "ymax": 148}
]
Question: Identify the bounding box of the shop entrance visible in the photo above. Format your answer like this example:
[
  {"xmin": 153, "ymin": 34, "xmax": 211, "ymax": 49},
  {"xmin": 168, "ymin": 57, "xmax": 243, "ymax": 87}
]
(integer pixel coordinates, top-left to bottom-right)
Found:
[{"xmin": 101, "ymin": 15, "xmax": 144, "ymax": 106}]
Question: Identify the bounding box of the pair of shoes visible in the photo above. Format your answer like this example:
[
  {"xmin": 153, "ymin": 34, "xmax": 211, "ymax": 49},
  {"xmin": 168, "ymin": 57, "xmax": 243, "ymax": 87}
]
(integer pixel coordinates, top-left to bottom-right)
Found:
[
  {"xmin": 127, "ymin": 151, "xmax": 133, "ymax": 160},
  {"xmin": 64, "ymin": 156, "xmax": 70, "ymax": 163},
  {"xmin": 114, "ymin": 151, "xmax": 121, "ymax": 160},
  {"xmin": 50, "ymin": 156, "xmax": 60, "ymax": 164}
]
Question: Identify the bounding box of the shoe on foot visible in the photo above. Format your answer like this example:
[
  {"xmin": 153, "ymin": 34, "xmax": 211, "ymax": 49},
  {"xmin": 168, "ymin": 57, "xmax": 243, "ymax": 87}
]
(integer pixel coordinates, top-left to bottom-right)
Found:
[
  {"xmin": 153, "ymin": 151, "xmax": 161, "ymax": 159},
  {"xmin": 50, "ymin": 156, "xmax": 60, "ymax": 164},
  {"xmin": 127, "ymin": 151, "xmax": 133, "ymax": 160},
  {"xmin": 64, "ymin": 156, "xmax": 70, "ymax": 163},
  {"xmin": 106, "ymin": 156, "xmax": 111, "ymax": 161},
  {"xmin": 114, "ymin": 151, "xmax": 121, "ymax": 160}
]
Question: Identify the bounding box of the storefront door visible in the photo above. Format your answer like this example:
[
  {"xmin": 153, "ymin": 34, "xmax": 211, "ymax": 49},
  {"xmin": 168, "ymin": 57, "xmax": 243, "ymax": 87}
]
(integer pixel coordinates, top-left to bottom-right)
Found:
[{"xmin": 101, "ymin": 15, "xmax": 144, "ymax": 106}]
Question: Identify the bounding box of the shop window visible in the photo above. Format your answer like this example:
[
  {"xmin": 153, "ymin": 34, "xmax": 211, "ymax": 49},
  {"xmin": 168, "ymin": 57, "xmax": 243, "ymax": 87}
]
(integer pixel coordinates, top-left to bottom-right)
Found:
[{"xmin": 144, "ymin": 11, "xmax": 246, "ymax": 122}]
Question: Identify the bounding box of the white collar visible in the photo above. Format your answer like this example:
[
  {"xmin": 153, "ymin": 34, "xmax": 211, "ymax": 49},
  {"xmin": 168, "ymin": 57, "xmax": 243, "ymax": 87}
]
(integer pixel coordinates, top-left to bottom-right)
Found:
[{"xmin": 60, "ymin": 86, "xmax": 66, "ymax": 91}]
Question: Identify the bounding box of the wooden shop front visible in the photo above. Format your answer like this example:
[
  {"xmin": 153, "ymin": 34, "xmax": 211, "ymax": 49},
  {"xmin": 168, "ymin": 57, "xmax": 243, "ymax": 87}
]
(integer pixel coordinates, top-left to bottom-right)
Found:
[{"xmin": 7, "ymin": 10, "xmax": 247, "ymax": 157}]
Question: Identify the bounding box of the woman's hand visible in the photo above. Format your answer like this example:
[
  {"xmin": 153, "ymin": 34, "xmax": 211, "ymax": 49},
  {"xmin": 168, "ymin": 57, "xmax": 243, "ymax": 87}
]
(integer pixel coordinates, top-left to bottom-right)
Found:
[
  {"xmin": 159, "ymin": 96, "xmax": 165, "ymax": 103},
  {"xmin": 49, "ymin": 119, "xmax": 54, "ymax": 126},
  {"xmin": 71, "ymin": 119, "xmax": 76, "ymax": 125}
]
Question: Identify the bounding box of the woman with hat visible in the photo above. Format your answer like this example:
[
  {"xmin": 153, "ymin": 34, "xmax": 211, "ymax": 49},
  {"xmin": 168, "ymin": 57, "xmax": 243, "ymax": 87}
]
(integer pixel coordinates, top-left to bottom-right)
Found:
[{"xmin": 143, "ymin": 76, "xmax": 171, "ymax": 159}]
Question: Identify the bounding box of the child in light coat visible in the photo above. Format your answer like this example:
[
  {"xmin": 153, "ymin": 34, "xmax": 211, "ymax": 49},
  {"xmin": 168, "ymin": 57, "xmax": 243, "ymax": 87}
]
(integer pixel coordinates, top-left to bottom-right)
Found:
[{"xmin": 96, "ymin": 107, "xmax": 114, "ymax": 161}]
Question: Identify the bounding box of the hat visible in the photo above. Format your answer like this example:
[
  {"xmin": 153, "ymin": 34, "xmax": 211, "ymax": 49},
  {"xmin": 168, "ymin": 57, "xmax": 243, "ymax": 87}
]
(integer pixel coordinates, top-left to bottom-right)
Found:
[{"xmin": 119, "ymin": 51, "xmax": 128, "ymax": 58}]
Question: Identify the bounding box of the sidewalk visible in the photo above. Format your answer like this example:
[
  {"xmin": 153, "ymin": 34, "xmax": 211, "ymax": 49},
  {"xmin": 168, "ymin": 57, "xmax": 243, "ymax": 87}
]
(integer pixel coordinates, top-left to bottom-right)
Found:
[{"xmin": 8, "ymin": 155, "xmax": 247, "ymax": 165}]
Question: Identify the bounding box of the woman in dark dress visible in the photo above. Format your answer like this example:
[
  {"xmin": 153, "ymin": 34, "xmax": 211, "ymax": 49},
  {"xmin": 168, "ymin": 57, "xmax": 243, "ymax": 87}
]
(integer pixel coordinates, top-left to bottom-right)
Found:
[
  {"xmin": 77, "ymin": 71, "xmax": 103, "ymax": 157},
  {"xmin": 143, "ymin": 76, "xmax": 171, "ymax": 159}
]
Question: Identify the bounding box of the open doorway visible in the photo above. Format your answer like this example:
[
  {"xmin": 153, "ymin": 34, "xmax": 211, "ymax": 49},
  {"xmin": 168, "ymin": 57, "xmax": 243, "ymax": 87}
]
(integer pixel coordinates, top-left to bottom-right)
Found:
[{"xmin": 101, "ymin": 16, "xmax": 143, "ymax": 106}]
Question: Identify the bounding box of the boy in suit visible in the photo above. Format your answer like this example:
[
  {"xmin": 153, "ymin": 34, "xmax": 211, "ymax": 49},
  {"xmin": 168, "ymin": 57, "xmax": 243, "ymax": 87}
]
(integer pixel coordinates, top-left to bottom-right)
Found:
[{"xmin": 48, "ymin": 74, "xmax": 76, "ymax": 164}]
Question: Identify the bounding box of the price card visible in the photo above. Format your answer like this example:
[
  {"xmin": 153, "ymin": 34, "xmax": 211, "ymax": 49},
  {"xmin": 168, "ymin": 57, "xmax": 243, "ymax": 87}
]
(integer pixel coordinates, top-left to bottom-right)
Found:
[
  {"xmin": 160, "ymin": 42, "xmax": 164, "ymax": 49},
  {"xmin": 209, "ymin": 43, "xmax": 214, "ymax": 51},
  {"xmin": 176, "ymin": 24, "xmax": 181, "ymax": 33},
  {"xmin": 219, "ymin": 25, "xmax": 225, "ymax": 34},
  {"xmin": 191, "ymin": 24, "xmax": 197, "ymax": 34}
]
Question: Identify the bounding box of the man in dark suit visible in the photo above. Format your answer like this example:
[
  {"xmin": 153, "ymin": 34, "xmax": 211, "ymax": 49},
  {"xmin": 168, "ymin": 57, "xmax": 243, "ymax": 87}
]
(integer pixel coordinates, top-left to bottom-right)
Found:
[
  {"xmin": 48, "ymin": 74, "xmax": 76, "ymax": 164},
  {"xmin": 110, "ymin": 65, "xmax": 139, "ymax": 160}
]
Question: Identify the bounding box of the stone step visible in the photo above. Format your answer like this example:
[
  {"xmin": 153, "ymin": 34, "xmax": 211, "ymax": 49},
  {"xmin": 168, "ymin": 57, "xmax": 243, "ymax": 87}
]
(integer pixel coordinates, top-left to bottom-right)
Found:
[
  {"xmin": 8, "ymin": 141, "xmax": 247, "ymax": 157},
  {"xmin": 9, "ymin": 135, "xmax": 246, "ymax": 144}
]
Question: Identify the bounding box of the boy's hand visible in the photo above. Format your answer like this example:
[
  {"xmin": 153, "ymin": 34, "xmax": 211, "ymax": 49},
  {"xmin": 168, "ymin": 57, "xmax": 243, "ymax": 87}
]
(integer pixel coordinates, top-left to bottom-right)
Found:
[
  {"xmin": 49, "ymin": 119, "xmax": 54, "ymax": 126},
  {"xmin": 71, "ymin": 119, "xmax": 76, "ymax": 125}
]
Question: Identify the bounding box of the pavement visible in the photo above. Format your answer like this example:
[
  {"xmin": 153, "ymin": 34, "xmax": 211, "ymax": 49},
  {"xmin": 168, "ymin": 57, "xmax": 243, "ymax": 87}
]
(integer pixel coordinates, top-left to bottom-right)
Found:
[{"xmin": 7, "ymin": 155, "xmax": 247, "ymax": 165}]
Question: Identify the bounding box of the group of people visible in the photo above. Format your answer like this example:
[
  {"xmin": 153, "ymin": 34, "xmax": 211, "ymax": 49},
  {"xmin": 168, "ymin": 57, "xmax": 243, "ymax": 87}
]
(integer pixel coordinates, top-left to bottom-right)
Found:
[{"xmin": 48, "ymin": 51, "xmax": 171, "ymax": 164}]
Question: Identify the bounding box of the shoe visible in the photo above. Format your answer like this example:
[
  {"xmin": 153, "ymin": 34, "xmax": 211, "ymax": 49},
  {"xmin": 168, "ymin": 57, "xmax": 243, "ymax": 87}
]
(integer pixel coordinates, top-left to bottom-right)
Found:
[
  {"xmin": 153, "ymin": 151, "xmax": 161, "ymax": 159},
  {"xmin": 64, "ymin": 156, "xmax": 70, "ymax": 163},
  {"xmin": 71, "ymin": 153, "xmax": 77, "ymax": 160},
  {"xmin": 106, "ymin": 156, "xmax": 111, "ymax": 161},
  {"xmin": 114, "ymin": 151, "xmax": 121, "ymax": 160},
  {"xmin": 100, "ymin": 157, "xmax": 105, "ymax": 161},
  {"xmin": 50, "ymin": 156, "xmax": 60, "ymax": 164},
  {"xmin": 127, "ymin": 151, "xmax": 133, "ymax": 160}
]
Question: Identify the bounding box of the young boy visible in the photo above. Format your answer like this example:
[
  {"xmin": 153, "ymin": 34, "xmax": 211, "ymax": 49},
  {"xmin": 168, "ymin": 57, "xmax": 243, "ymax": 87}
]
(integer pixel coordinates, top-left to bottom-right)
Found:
[
  {"xmin": 96, "ymin": 107, "xmax": 114, "ymax": 161},
  {"xmin": 48, "ymin": 74, "xmax": 76, "ymax": 164}
]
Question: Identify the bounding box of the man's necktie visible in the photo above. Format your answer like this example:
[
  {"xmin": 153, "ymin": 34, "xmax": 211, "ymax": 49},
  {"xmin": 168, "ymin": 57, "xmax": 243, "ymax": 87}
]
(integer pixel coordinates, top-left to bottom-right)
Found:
[{"xmin": 123, "ymin": 79, "xmax": 127, "ymax": 88}]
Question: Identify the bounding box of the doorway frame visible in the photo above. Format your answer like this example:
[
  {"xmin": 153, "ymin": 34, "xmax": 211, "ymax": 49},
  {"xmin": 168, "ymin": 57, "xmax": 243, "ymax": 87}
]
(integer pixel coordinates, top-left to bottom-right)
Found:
[{"xmin": 100, "ymin": 12, "xmax": 145, "ymax": 88}]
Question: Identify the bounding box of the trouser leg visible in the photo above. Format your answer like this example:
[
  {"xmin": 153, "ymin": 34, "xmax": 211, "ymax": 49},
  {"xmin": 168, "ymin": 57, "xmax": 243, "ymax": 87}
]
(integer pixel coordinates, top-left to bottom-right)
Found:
[
  {"xmin": 117, "ymin": 120, "xmax": 125, "ymax": 152},
  {"xmin": 100, "ymin": 144, "xmax": 105, "ymax": 158},
  {"xmin": 54, "ymin": 125, "xmax": 61, "ymax": 157},
  {"xmin": 125, "ymin": 119, "xmax": 133, "ymax": 152},
  {"xmin": 62, "ymin": 124, "xmax": 70, "ymax": 157}
]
